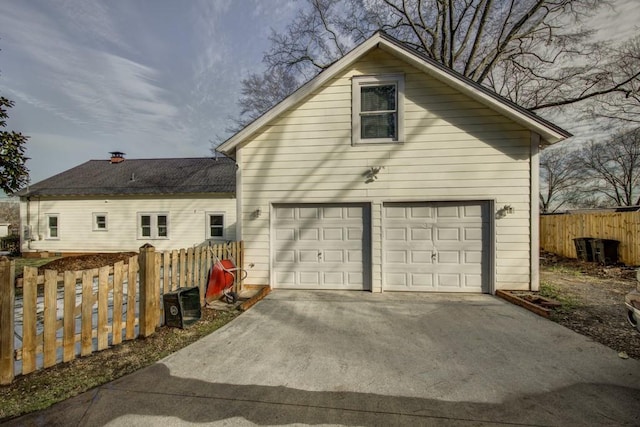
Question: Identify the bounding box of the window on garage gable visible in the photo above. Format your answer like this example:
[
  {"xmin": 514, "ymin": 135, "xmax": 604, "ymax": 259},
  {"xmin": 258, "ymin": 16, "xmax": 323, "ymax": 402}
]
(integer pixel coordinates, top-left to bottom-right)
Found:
[{"xmin": 352, "ymin": 74, "xmax": 404, "ymax": 144}]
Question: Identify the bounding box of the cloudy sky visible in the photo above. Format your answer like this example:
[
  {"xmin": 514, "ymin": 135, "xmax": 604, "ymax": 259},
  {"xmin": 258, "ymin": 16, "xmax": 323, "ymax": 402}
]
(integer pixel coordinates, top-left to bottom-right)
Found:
[
  {"xmin": 0, "ymin": 0, "xmax": 638, "ymax": 188},
  {"xmin": 0, "ymin": 0, "xmax": 297, "ymax": 186}
]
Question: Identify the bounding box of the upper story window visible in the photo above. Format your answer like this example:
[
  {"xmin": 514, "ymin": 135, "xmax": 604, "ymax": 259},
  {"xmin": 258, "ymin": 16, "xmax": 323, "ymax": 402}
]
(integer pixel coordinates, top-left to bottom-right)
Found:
[
  {"xmin": 207, "ymin": 213, "xmax": 225, "ymax": 239},
  {"xmin": 352, "ymin": 74, "xmax": 404, "ymax": 144},
  {"xmin": 138, "ymin": 213, "xmax": 169, "ymax": 239},
  {"xmin": 46, "ymin": 214, "xmax": 59, "ymax": 239},
  {"xmin": 93, "ymin": 213, "xmax": 108, "ymax": 231}
]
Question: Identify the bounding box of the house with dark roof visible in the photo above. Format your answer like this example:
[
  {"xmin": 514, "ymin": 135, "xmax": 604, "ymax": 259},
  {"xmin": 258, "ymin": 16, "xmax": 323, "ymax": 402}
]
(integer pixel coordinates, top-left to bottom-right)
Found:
[
  {"xmin": 17, "ymin": 152, "xmax": 236, "ymax": 254},
  {"xmin": 217, "ymin": 31, "xmax": 570, "ymax": 294}
]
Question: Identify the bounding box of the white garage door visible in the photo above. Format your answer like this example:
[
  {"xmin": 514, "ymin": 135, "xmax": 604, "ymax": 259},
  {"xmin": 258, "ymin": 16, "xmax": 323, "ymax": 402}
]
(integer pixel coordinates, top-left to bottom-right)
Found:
[
  {"xmin": 272, "ymin": 204, "xmax": 369, "ymax": 290},
  {"xmin": 383, "ymin": 201, "xmax": 490, "ymax": 293}
]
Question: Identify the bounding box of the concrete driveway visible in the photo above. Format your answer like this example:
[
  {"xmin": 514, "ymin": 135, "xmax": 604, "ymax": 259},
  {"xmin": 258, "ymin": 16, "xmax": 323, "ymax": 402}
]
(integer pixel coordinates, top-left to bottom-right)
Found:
[{"xmin": 5, "ymin": 291, "xmax": 640, "ymax": 426}]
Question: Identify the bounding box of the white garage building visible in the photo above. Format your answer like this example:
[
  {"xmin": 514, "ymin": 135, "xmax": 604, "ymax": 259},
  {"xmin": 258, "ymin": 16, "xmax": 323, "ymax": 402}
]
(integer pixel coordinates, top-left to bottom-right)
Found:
[{"xmin": 218, "ymin": 32, "xmax": 570, "ymax": 293}]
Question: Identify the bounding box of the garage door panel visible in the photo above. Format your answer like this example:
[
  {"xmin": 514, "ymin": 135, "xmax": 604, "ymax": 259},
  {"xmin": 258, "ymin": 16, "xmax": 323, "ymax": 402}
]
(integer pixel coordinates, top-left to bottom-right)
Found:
[
  {"xmin": 411, "ymin": 250, "xmax": 431, "ymax": 264},
  {"xmin": 323, "ymin": 228, "xmax": 343, "ymax": 240},
  {"xmin": 438, "ymin": 251, "xmax": 460, "ymax": 264},
  {"xmin": 410, "ymin": 206, "xmax": 432, "ymax": 218},
  {"xmin": 347, "ymin": 250, "xmax": 363, "ymax": 262},
  {"xmin": 412, "ymin": 273, "xmax": 433, "ymax": 287},
  {"xmin": 276, "ymin": 271, "xmax": 296, "ymax": 286},
  {"xmin": 300, "ymin": 272, "xmax": 320, "ymax": 285},
  {"xmin": 465, "ymin": 251, "xmax": 483, "ymax": 264},
  {"xmin": 347, "ymin": 207, "xmax": 363, "ymax": 219},
  {"xmin": 387, "ymin": 250, "xmax": 407, "ymax": 263},
  {"xmin": 299, "ymin": 250, "xmax": 320, "ymax": 263},
  {"xmin": 276, "ymin": 228, "xmax": 296, "ymax": 241},
  {"xmin": 299, "ymin": 208, "xmax": 319, "ymax": 219},
  {"xmin": 273, "ymin": 205, "xmax": 367, "ymax": 290},
  {"xmin": 384, "ymin": 201, "xmax": 489, "ymax": 293},
  {"xmin": 465, "ymin": 227, "xmax": 483, "ymax": 241},
  {"xmin": 323, "ymin": 250, "xmax": 344, "ymax": 262},
  {"xmin": 275, "ymin": 250, "xmax": 295, "ymax": 263},
  {"xmin": 347, "ymin": 228, "xmax": 362, "ymax": 240},
  {"xmin": 410, "ymin": 227, "xmax": 432, "ymax": 241},
  {"xmin": 439, "ymin": 274, "xmax": 461, "ymax": 287}
]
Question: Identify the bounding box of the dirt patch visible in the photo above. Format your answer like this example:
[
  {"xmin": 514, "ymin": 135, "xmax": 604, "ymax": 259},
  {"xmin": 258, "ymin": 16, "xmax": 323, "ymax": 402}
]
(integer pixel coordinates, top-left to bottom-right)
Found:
[
  {"xmin": 38, "ymin": 252, "xmax": 138, "ymax": 272},
  {"xmin": 540, "ymin": 251, "xmax": 640, "ymax": 359}
]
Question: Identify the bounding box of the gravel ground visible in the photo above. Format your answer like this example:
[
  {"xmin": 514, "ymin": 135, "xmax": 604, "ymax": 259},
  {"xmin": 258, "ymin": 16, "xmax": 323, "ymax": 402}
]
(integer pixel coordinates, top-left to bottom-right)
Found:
[{"xmin": 540, "ymin": 251, "xmax": 640, "ymax": 359}]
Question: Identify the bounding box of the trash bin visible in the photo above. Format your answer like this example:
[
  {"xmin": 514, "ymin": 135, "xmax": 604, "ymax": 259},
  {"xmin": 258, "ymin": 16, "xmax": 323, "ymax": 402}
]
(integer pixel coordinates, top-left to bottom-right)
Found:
[
  {"xmin": 589, "ymin": 239, "xmax": 619, "ymax": 265},
  {"xmin": 573, "ymin": 238, "xmax": 594, "ymax": 261},
  {"xmin": 163, "ymin": 286, "xmax": 201, "ymax": 328}
]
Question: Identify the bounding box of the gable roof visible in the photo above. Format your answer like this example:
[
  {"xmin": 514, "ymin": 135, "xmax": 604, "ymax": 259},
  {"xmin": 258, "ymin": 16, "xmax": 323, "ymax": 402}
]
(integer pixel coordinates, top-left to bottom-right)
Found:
[
  {"xmin": 17, "ymin": 157, "xmax": 236, "ymax": 197},
  {"xmin": 218, "ymin": 31, "xmax": 570, "ymax": 155}
]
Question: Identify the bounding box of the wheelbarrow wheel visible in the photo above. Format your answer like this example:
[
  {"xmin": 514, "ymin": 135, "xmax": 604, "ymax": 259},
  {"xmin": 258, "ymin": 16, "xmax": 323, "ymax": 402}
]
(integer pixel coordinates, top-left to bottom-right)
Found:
[{"xmin": 225, "ymin": 291, "xmax": 238, "ymax": 304}]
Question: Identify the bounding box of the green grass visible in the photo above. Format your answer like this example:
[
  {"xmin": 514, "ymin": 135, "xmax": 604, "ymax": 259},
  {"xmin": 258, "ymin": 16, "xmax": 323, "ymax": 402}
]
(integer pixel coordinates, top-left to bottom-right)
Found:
[
  {"xmin": 545, "ymin": 264, "xmax": 584, "ymax": 277},
  {"xmin": 11, "ymin": 256, "xmax": 60, "ymax": 272},
  {"xmin": 539, "ymin": 281, "xmax": 580, "ymax": 312},
  {"xmin": 0, "ymin": 310, "xmax": 239, "ymax": 421}
]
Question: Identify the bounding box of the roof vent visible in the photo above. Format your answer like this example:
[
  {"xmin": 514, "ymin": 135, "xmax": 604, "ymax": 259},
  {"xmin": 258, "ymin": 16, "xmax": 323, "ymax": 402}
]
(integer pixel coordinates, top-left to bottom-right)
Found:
[{"xmin": 110, "ymin": 151, "xmax": 125, "ymax": 164}]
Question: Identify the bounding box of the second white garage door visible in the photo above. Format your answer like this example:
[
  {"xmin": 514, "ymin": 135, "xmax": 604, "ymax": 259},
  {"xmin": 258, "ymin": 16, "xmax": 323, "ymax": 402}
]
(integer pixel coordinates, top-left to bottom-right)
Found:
[
  {"xmin": 383, "ymin": 201, "xmax": 490, "ymax": 293},
  {"xmin": 272, "ymin": 204, "xmax": 369, "ymax": 290}
]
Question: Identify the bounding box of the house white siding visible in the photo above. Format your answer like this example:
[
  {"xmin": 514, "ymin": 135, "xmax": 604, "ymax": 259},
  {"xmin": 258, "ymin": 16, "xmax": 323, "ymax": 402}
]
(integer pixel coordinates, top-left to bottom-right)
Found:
[
  {"xmin": 237, "ymin": 48, "xmax": 533, "ymax": 292},
  {"xmin": 20, "ymin": 194, "xmax": 236, "ymax": 253}
]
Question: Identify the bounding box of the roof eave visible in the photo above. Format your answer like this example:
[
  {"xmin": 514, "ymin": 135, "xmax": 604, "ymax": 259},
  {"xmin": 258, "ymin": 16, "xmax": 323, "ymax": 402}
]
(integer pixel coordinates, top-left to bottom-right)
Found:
[
  {"xmin": 218, "ymin": 34, "xmax": 384, "ymax": 154},
  {"xmin": 219, "ymin": 32, "xmax": 570, "ymax": 153}
]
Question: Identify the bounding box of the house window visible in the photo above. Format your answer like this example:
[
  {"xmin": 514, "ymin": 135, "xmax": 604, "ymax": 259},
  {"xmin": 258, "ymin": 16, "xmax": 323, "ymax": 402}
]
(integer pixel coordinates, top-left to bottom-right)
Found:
[
  {"xmin": 93, "ymin": 213, "xmax": 108, "ymax": 231},
  {"xmin": 207, "ymin": 213, "xmax": 225, "ymax": 239},
  {"xmin": 138, "ymin": 213, "xmax": 169, "ymax": 239},
  {"xmin": 46, "ymin": 214, "xmax": 59, "ymax": 239},
  {"xmin": 352, "ymin": 74, "xmax": 404, "ymax": 144}
]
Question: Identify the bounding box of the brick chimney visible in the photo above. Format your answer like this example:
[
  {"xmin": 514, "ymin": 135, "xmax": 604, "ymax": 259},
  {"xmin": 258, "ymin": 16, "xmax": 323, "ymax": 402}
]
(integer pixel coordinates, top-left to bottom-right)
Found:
[{"xmin": 109, "ymin": 151, "xmax": 125, "ymax": 164}]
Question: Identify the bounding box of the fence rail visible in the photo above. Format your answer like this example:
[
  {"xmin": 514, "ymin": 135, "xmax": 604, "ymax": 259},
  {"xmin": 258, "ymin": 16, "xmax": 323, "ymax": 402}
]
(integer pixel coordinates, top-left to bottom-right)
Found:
[
  {"xmin": 540, "ymin": 212, "xmax": 640, "ymax": 266},
  {"xmin": 0, "ymin": 241, "xmax": 244, "ymax": 384}
]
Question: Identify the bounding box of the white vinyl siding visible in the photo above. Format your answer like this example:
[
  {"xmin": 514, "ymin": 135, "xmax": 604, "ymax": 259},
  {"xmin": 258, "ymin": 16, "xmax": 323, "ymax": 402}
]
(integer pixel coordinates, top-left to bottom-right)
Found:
[
  {"xmin": 20, "ymin": 195, "xmax": 236, "ymax": 253},
  {"xmin": 238, "ymin": 48, "xmax": 533, "ymax": 291}
]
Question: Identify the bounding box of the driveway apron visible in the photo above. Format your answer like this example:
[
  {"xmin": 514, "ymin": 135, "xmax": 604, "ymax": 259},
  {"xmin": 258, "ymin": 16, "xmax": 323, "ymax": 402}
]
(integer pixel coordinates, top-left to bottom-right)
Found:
[{"xmin": 5, "ymin": 291, "xmax": 640, "ymax": 426}]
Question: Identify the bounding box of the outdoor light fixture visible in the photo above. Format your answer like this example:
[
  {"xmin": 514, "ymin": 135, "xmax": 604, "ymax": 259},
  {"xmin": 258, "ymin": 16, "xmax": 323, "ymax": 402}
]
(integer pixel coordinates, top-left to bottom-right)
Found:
[
  {"xmin": 364, "ymin": 166, "xmax": 385, "ymax": 183},
  {"xmin": 503, "ymin": 205, "xmax": 514, "ymax": 214},
  {"xmin": 253, "ymin": 208, "xmax": 262, "ymax": 218}
]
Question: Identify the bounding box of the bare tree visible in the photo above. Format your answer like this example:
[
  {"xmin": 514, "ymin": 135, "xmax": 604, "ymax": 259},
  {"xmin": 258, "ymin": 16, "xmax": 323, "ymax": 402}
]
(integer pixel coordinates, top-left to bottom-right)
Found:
[
  {"xmin": 539, "ymin": 146, "xmax": 581, "ymax": 213},
  {"xmin": 228, "ymin": 66, "xmax": 300, "ymax": 132},
  {"xmin": 573, "ymin": 127, "xmax": 640, "ymax": 206},
  {"xmin": 585, "ymin": 35, "xmax": 640, "ymax": 125},
  {"xmin": 259, "ymin": 0, "xmax": 638, "ymax": 111}
]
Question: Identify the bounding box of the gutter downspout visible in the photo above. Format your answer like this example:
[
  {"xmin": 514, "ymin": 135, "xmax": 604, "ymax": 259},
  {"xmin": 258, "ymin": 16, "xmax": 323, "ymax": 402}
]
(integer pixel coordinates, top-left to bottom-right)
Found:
[
  {"xmin": 235, "ymin": 148, "xmax": 243, "ymax": 241},
  {"xmin": 530, "ymin": 132, "xmax": 541, "ymax": 291}
]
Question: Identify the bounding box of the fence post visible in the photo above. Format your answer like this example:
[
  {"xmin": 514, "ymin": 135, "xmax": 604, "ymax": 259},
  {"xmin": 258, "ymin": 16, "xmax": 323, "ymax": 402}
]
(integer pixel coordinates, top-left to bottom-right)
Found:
[
  {"xmin": 0, "ymin": 257, "xmax": 15, "ymax": 384},
  {"xmin": 139, "ymin": 244, "xmax": 159, "ymax": 337}
]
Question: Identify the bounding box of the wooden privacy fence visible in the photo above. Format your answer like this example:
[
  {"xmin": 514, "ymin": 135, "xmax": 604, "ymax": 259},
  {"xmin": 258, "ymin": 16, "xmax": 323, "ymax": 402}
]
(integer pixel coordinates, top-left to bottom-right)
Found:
[
  {"xmin": 0, "ymin": 241, "xmax": 244, "ymax": 384},
  {"xmin": 540, "ymin": 212, "xmax": 640, "ymax": 266}
]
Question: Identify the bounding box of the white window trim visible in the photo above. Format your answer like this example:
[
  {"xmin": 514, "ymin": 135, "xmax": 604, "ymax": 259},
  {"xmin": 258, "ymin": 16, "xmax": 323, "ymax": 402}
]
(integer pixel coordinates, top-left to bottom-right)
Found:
[
  {"xmin": 352, "ymin": 74, "xmax": 405, "ymax": 145},
  {"xmin": 206, "ymin": 212, "xmax": 226, "ymax": 240},
  {"xmin": 137, "ymin": 212, "xmax": 170, "ymax": 240},
  {"xmin": 92, "ymin": 212, "xmax": 108, "ymax": 231},
  {"xmin": 45, "ymin": 213, "xmax": 59, "ymax": 240}
]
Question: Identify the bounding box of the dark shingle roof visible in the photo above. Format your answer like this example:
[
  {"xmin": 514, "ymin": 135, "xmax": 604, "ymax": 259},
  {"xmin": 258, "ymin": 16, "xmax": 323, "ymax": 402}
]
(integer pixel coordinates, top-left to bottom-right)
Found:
[{"xmin": 17, "ymin": 157, "xmax": 236, "ymax": 197}]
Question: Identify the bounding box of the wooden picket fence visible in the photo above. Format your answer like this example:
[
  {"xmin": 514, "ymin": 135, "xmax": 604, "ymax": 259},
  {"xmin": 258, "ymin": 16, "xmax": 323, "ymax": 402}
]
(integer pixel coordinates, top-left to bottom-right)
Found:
[
  {"xmin": 0, "ymin": 241, "xmax": 244, "ymax": 384},
  {"xmin": 540, "ymin": 212, "xmax": 640, "ymax": 265}
]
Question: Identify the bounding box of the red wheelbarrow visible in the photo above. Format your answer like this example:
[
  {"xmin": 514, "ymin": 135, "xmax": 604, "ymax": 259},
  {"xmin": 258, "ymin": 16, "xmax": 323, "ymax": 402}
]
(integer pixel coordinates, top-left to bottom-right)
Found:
[{"xmin": 205, "ymin": 247, "xmax": 247, "ymax": 305}]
